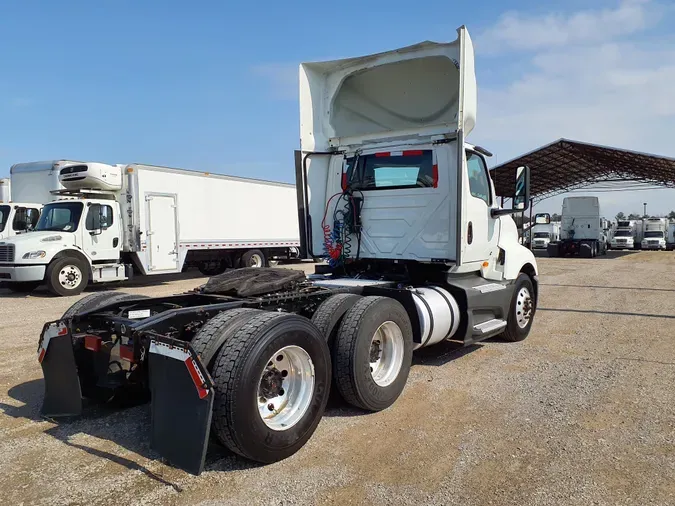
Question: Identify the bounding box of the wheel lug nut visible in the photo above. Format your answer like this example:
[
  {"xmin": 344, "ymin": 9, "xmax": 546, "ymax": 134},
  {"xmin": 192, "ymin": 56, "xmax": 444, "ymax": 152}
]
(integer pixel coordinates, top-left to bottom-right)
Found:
[{"xmin": 268, "ymin": 403, "xmax": 274, "ymax": 411}]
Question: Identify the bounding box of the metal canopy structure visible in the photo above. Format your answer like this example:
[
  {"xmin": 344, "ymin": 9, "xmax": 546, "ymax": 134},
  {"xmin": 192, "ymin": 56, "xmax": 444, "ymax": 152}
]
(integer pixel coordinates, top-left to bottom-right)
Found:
[{"xmin": 491, "ymin": 138, "xmax": 675, "ymax": 203}]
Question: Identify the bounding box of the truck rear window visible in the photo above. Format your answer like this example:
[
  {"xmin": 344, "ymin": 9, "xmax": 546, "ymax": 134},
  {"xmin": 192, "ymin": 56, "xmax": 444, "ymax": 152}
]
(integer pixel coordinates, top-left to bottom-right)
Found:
[{"xmin": 346, "ymin": 150, "xmax": 435, "ymax": 191}]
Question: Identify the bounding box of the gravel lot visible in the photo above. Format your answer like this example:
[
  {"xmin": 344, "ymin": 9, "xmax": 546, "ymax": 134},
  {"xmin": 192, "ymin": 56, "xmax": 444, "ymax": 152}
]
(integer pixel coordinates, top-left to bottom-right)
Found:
[{"xmin": 1, "ymin": 253, "xmax": 674, "ymax": 506}]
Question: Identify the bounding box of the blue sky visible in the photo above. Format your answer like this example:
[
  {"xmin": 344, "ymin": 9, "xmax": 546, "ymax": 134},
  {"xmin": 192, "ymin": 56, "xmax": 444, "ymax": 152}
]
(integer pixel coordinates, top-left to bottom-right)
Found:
[{"xmin": 1, "ymin": 0, "xmax": 674, "ymax": 217}]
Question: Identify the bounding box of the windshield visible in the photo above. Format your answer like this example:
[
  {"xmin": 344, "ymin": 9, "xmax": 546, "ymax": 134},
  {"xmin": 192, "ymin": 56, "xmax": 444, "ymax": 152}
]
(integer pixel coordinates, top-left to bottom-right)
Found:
[
  {"xmin": 0, "ymin": 205, "xmax": 9, "ymax": 233},
  {"xmin": 533, "ymin": 232, "xmax": 550, "ymax": 238},
  {"xmin": 614, "ymin": 230, "xmax": 632, "ymax": 237},
  {"xmin": 35, "ymin": 202, "xmax": 83, "ymax": 232},
  {"xmin": 644, "ymin": 231, "xmax": 664, "ymax": 238}
]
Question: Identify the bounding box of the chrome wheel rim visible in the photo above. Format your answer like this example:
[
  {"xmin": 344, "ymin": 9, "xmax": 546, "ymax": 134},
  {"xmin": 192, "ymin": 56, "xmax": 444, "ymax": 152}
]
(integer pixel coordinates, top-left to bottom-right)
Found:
[
  {"xmin": 59, "ymin": 265, "xmax": 82, "ymax": 290},
  {"xmin": 248, "ymin": 253, "xmax": 263, "ymax": 268},
  {"xmin": 515, "ymin": 287, "xmax": 533, "ymax": 328},
  {"xmin": 257, "ymin": 345, "xmax": 315, "ymax": 431},
  {"xmin": 369, "ymin": 321, "xmax": 404, "ymax": 387}
]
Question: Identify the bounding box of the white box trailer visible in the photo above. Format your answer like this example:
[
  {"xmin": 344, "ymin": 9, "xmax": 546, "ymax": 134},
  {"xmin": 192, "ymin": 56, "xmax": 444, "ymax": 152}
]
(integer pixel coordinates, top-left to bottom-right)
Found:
[
  {"xmin": 0, "ymin": 161, "xmax": 300, "ymax": 295},
  {"xmin": 0, "ymin": 161, "xmax": 68, "ymax": 240},
  {"xmin": 667, "ymin": 222, "xmax": 675, "ymax": 250},
  {"xmin": 547, "ymin": 196, "xmax": 608, "ymax": 257}
]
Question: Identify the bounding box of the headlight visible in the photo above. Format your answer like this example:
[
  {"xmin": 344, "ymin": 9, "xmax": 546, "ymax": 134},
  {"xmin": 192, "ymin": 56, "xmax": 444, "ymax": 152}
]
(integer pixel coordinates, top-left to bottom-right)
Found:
[
  {"xmin": 40, "ymin": 235, "xmax": 62, "ymax": 242},
  {"xmin": 22, "ymin": 250, "xmax": 46, "ymax": 259}
]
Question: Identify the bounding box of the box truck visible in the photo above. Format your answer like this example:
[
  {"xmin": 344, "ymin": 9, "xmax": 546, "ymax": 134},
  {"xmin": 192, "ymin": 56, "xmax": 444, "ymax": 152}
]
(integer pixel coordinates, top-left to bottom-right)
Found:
[
  {"xmin": 0, "ymin": 163, "xmax": 300, "ymax": 295},
  {"xmin": 641, "ymin": 217, "xmax": 667, "ymax": 250},
  {"xmin": 0, "ymin": 161, "xmax": 68, "ymax": 240},
  {"xmin": 667, "ymin": 222, "xmax": 675, "ymax": 251},
  {"xmin": 34, "ymin": 26, "xmax": 539, "ymax": 476},
  {"xmin": 530, "ymin": 214, "xmax": 560, "ymax": 249},
  {"xmin": 547, "ymin": 196, "xmax": 608, "ymax": 257}
]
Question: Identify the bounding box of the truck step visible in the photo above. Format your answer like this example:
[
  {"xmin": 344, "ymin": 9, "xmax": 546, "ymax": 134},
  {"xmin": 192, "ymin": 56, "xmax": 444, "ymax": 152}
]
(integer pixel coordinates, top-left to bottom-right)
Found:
[{"xmin": 472, "ymin": 318, "xmax": 507, "ymax": 336}]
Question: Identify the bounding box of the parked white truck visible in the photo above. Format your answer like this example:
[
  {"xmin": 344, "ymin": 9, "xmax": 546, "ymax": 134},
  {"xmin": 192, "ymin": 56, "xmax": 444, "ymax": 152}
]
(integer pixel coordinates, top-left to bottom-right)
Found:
[
  {"xmin": 547, "ymin": 196, "xmax": 608, "ymax": 257},
  {"xmin": 0, "ymin": 163, "xmax": 300, "ymax": 295},
  {"xmin": 530, "ymin": 213, "xmax": 560, "ymax": 249},
  {"xmin": 641, "ymin": 217, "xmax": 668, "ymax": 250},
  {"xmin": 667, "ymin": 222, "xmax": 675, "ymax": 251},
  {"xmin": 0, "ymin": 161, "xmax": 68, "ymax": 240},
  {"xmin": 36, "ymin": 26, "xmax": 539, "ymax": 475}
]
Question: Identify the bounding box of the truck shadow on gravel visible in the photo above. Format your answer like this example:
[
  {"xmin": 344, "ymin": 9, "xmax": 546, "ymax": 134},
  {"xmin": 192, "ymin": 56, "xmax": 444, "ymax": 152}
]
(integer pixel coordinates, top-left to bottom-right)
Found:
[
  {"xmin": 1, "ymin": 378, "xmax": 260, "ymax": 485},
  {"xmin": 532, "ymin": 249, "xmax": 641, "ymax": 259}
]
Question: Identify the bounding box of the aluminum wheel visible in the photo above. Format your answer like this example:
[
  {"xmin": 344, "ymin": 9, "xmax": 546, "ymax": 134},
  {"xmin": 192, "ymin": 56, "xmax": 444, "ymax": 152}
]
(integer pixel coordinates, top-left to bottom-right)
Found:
[
  {"xmin": 248, "ymin": 253, "xmax": 263, "ymax": 268},
  {"xmin": 369, "ymin": 321, "xmax": 404, "ymax": 387},
  {"xmin": 59, "ymin": 264, "xmax": 83, "ymax": 290},
  {"xmin": 257, "ymin": 345, "xmax": 315, "ymax": 431},
  {"xmin": 515, "ymin": 287, "xmax": 533, "ymax": 329}
]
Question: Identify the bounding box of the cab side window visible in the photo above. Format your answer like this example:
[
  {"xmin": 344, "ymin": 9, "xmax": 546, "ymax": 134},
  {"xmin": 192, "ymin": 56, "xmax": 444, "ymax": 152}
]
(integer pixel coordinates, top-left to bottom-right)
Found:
[
  {"xmin": 12, "ymin": 207, "xmax": 40, "ymax": 231},
  {"xmin": 466, "ymin": 151, "xmax": 491, "ymax": 205},
  {"xmin": 86, "ymin": 204, "xmax": 114, "ymax": 230}
]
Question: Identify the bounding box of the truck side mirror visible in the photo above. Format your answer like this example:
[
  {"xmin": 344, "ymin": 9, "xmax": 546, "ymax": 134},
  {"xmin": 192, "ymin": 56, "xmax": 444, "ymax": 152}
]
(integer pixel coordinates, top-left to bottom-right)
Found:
[
  {"xmin": 491, "ymin": 165, "xmax": 531, "ymax": 217},
  {"xmin": 513, "ymin": 166, "xmax": 530, "ymax": 212}
]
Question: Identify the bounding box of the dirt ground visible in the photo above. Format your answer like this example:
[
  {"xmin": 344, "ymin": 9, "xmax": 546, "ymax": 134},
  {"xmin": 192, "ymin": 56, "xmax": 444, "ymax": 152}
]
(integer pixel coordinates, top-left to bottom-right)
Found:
[{"xmin": 1, "ymin": 253, "xmax": 674, "ymax": 506}]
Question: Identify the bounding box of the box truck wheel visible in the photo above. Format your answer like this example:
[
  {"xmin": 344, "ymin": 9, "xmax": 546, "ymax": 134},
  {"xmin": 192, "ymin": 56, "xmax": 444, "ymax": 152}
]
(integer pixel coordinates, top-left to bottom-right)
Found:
[
  {"xmin": 333, "ymin": 296, "xmax": 413, "ymax": 412},
  {"xmin": 239, "ymin": 249, "xmax": 266, "ymax": 268},
  {"xmin": 210, "ymin": 312, "xmax": 330, "ymax": 463},
  {"xmin": 6, "ymin": 281, "xmax": 41, "ymax": 293},
  {"xmin": 501, "ymin": 273, "xmax": 536, "ymax": 342},
  {"xmin": 311, "ymin": 293, "xmax": 362, "ymax": 347},
  {"xmin": 46, "ymin": 257, "xmax": 89, "ymax": 296},
  {"xmin": 197, "ymin": 260, "xmax": 227, "ymax": 277}
]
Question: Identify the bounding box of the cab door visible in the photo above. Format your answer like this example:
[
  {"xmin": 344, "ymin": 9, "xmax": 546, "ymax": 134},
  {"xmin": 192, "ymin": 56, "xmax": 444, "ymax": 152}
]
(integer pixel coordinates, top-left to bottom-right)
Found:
[
  {"xmin": 84, "ymin": 202, "xmax": 121, "ymax": 261},
  {"xmin": 461, "ymin": 149, "xmax": 499, "ymax": 267}
]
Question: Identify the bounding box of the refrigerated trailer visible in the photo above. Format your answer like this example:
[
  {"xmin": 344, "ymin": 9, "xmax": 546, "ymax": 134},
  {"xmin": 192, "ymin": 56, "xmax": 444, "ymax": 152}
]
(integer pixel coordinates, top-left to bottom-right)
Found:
[
  {"xmin": 547, "ymin": 196, "xmax": 608, "ymax": 257},
  {"xmin": 34, "ymin": 26, "xmax": 539, "ymax": 476},
  {"xmin": 0, "ymin": 161, "xmax": 68, "ymax": 240},
  {"xmin": 0, "ymin": 163, "xmax": 300, "ymax": 295}
]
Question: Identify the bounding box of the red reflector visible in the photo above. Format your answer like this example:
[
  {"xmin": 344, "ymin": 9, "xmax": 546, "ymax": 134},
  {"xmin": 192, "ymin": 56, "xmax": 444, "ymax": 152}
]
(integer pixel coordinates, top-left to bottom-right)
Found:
[
  {"xmin": 432, "ymin": 164, "xmax": 438, "ymax": 188},
  {"xmin": 403, "ymin": 150, "xmax": 423, "ymax": 156},
  {"xmin": 341, "ymin": 172, "xmax": 347, "ymax": 190},
  {"xmin": 84, "ymin": 335, "xmax": 102, "ymax": 352},
  {"xmin": 185, "ymin": 357, "xmax": 209, "ymax": 399},
  {"xmin": 120, "ymin": 345, "xmax": 135, "ymax": 363},
  {"xmin": 374, "ymin": 152, "xmax": 390, "ymax": 157}
]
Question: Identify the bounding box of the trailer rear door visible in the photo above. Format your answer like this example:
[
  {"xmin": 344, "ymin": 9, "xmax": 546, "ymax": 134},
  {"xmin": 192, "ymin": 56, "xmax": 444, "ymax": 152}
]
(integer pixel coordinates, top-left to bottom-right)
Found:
[{"xmin": 146, "ymin": 194, "xmax": 178, "ymax": 271}]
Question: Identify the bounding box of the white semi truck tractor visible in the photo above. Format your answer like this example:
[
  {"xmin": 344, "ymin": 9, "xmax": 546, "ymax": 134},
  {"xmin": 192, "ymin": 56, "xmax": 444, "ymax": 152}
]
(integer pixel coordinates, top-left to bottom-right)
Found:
[
  {"xmin": 34, "ymin": 26, "xmax": 538, "ymax": 476},
  {"xmin": 0, "ymin": 162, "xmax": 301, "ymax": 295}
]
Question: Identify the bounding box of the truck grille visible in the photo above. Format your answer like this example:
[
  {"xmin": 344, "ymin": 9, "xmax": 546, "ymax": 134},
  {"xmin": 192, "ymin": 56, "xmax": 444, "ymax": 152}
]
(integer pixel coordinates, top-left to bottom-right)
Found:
[
  {"xmin": 616, "ymin": 239, "xmax": 627, "ymax": 243},
  {"xmin": 0, "ymin": 244, "xmax": 15, "ymax": 262}
]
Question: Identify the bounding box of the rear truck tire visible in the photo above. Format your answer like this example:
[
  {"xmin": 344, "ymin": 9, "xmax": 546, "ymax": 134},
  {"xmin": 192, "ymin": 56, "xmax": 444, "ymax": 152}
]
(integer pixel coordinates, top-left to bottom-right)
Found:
[
  {"xmin": 546, "ymin": 243, "xmax": 560, "ymax": 257},
  {"xmin": 46, "ymin": 256, "xmax": 89, "ymax": 296},
  {"xmin": 501, "ymin": 273, "xmax": 536, "ymax": 342},
  {"xmin": 239, "ymin": 249, "xmax": 266, "ymax": 268},
  {"xmin": 310, "ymin": 293, "xmax": 362, "ymax": 348},
  {"xmin": 210, "ymin": 311, "xmax": 330, "ymax": 463},
  {"xmin": 333, "ymin": 296, "xmax": 413, "ymax": 412},
  {"xmin": 6, "ymin": 281, "xmax": 41, "ymax": 293},
  {"xmin": 190, "ymin": 308, "xmax": 262, "ymax": 369},
  {"xmin": 197, "ymin": 260, "xmax": 227, "ymax": 277}
]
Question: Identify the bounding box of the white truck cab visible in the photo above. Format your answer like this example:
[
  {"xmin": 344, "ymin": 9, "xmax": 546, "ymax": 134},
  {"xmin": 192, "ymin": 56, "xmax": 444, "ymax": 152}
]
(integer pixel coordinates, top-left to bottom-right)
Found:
[{"xmin": 641, "ymin": 218, "xmax": 667, "ymax": 250}]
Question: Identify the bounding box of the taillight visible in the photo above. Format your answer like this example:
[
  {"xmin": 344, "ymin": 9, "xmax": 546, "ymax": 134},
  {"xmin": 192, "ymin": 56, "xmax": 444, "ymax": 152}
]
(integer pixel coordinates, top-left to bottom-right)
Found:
[
  {"xmin": 84, "ymin": 335, "xmax": 102, "ymax": 352},
  {"xmin": 432, "ymin": 164, "xmax": 438, "ymax": 188},
  {"xmin": 120, "ymin": 345, "xmax": 135, "ymax": 363}
]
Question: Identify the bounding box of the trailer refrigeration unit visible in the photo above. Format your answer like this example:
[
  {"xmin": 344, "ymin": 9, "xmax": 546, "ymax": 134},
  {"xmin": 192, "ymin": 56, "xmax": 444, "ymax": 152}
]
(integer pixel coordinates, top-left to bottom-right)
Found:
[
  {"xmin": 0, "ymin": 163, "xmax": 300, "ymax": 294},
  {"xmin": 33, "ymin": 26, "xmax": 539, "ymax": 476},
  {"xmin": 641, "ymin": 217, "xmax": 668, "ymax": 250},
  {"xmin": 0, "ymin": 161, "xmax": 67, "ymax": 241},
  {"xmin": 547, "ymin": 196, "xmax": 608, "ymax": 257}
]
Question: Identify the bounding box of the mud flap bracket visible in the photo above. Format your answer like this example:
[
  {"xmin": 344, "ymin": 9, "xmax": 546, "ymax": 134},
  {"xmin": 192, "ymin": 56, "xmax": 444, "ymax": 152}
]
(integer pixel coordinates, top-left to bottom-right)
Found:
[{"xmin": 147, "ymin": 334, "xmax": 214, "ymax": 475}]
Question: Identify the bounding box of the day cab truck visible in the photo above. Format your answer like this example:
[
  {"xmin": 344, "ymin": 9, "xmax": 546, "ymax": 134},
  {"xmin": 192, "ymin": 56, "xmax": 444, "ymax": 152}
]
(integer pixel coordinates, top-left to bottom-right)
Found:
[
  {"xmin": 641, "ymin": 217, "xmax": 668, "ymax": 250},
  {"xmin": 547, "ymin": 196, "xmax": 608, "ymax": 258},
  {"xmin": 0, "ymin": 163, "xmax": 300, "ymax": 295},
  {"xmin": 34, "ymin": 26, "xmax": 539, "ymax": 476},
  {"xmin": 530, "ymin": 213, "xmax": 560, "ymax": 250},
  {"xmin": 0, "ymin": 161, "xmax": 68, "ymax": 241}
]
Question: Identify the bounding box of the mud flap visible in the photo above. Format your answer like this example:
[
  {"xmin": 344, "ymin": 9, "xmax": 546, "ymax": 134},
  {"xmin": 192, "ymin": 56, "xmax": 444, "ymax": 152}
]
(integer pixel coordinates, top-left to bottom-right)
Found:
[
  {"xmin": 38, "ymin": 321, "xmax": 83, "ymax": 417},
  {"xmin": 148, "ymin": 335, "xmax": 214, "ymax": 476}
]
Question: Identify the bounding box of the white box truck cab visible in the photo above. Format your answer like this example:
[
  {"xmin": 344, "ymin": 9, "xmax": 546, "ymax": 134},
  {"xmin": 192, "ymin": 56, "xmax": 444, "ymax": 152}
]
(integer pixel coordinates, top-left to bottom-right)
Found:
[
  {"xmin": 0, "ymin": 162, "xmax": 301, "ymax": 295},
  {"xmin": 641, "ymin": 217, "xmax": 668, "ymax": 250},
  {"xmin": 547, "ymin": 196, "xmax": 608, "ymax": 257},
  {"xmin": 530, "ymin": 213, "xmax": 560, "ymax": 249},
  {"xmin": 0, "ymin": 161, "xmax": 68, "ymax": 240},
  {"xmin": 33, "ymin": 26, "xmax": 539, "ymax": 476}
]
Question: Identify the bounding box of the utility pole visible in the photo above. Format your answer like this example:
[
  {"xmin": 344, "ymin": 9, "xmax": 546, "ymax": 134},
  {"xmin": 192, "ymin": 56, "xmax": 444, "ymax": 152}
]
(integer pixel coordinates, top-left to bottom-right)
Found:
[{"xmin": 643, "ymin": 202, "xmax": 647, "ymax": 218}]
